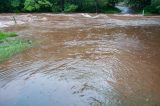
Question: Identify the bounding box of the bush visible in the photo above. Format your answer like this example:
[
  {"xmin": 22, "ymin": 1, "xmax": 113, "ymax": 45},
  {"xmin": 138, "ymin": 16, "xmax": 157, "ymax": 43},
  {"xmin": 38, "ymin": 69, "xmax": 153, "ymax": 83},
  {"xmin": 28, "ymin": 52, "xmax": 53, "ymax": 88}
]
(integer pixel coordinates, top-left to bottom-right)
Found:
[{"xmin": 64, "ymin": 4, "xmax": 78, "ymax": 13}]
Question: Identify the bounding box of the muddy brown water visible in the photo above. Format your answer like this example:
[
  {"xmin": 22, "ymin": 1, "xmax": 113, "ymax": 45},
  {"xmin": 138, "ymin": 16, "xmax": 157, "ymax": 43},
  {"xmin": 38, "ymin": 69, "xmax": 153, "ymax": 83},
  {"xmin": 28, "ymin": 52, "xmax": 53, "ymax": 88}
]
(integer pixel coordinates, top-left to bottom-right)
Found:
[{"xmin": 0, "ymin": 13, "xmax": 160, "ymax": 106}]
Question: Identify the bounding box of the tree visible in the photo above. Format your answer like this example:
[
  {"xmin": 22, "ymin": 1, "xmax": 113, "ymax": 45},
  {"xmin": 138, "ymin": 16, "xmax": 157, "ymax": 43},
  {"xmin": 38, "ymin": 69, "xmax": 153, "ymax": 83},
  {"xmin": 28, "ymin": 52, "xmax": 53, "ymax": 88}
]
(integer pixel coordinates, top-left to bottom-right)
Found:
[
  {"xmin": 24, "ymin": 0, "xmax": 51, "ymax": 12},
  {"xmin": 11, "ymin": 0, "xmax": 25, "ymax": 12},
  {"xmin": 0, "ymin": 0, "xmax": 11, "ymax": 12}
]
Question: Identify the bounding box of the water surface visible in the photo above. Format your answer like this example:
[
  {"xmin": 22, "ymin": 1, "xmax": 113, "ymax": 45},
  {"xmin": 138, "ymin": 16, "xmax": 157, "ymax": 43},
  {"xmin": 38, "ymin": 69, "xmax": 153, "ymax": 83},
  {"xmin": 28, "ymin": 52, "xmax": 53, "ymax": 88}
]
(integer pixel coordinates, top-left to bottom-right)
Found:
[{"xmin": 0, "ymin": 13, "xmax": 160, "ymax": 106}]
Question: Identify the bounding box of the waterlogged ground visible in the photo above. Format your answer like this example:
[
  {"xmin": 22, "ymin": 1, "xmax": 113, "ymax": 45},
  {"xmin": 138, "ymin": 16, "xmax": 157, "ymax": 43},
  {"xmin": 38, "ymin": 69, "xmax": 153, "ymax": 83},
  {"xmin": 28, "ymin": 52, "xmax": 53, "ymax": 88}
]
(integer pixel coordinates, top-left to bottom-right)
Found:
[{"xmin": 0, "ymin": 13, "xmax": 160, "ymax": 106}]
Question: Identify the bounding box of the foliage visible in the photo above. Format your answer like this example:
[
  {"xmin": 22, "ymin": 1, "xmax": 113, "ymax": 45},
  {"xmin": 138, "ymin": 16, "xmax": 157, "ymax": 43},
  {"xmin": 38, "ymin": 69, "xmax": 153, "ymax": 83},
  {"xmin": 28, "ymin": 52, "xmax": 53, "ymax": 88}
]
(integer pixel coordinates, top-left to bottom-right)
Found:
[
  {"xmin": 51, "ymin": 5, "xmax": 61, "ymax": 12},
  {"xmin": 64, "ymin": 3, "xmax": 78, "ymax": 12},
  {"xmin": 24, "ymin": 0, "xmax": 51, "ymax": 12},
  {"xmin": 0, "ymin": 0, "xmax": 12, "ymax": 12},
  {"xmin": 120, "ymin": 0, "xmax": 159, "ymax": 14},
  {"xmin": 151, "ymin": 0, "xmax": 160, "ymax": 13},
  {"xmin": 144, "ymin": 5, "xmax": 160, "ymax": 14},
  {"xmin": 0, "ymin": 0, "xmax": 159, "ymax": 14},
  {"xmin": 10, "ymin": 0, "xmax": 25, "ymax": 12},
  {"xmin": 0, "ymin": 0, "xmax": 120, "ymax": 13}
]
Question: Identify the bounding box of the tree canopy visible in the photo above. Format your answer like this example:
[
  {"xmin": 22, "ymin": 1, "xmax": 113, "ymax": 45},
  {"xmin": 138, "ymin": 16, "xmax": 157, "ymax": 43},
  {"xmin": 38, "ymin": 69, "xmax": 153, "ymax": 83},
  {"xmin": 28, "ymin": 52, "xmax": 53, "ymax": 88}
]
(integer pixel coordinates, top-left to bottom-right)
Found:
[{"xmin": 0, "ymin": 0, "xmax": 159, "ymax": 14}]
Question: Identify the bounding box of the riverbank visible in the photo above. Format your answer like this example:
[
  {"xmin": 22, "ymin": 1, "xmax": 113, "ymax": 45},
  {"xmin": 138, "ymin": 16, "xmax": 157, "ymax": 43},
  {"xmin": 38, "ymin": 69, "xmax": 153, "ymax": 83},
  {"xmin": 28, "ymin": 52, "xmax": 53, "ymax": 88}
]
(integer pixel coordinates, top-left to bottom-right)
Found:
[{"xmin": 0, "ymin": 32, "xmax": 31, "ymax": 62}]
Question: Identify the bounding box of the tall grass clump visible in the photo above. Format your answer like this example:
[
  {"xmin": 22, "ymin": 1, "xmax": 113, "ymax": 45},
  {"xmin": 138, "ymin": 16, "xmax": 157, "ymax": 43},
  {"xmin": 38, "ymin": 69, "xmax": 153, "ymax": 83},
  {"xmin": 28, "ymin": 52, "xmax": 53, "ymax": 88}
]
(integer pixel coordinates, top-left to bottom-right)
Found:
[{"xmin": 0, "ymin": 31, "xmax": 31, "ymax": 61}]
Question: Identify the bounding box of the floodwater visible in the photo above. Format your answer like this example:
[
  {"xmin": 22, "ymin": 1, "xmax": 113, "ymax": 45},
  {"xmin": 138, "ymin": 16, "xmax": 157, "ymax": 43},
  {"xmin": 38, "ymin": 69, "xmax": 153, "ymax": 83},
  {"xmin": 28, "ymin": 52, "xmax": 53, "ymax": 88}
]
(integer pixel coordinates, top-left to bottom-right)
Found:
[{"xmin": 0, "ymin": 13, "xmax": 160, "ymax": 106}]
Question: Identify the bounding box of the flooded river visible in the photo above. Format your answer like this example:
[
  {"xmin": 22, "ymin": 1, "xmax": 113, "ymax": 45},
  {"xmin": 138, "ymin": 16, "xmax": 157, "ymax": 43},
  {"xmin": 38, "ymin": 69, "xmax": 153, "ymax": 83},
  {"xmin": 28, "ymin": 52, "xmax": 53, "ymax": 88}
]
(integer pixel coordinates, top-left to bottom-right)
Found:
[{"xmin": 0, "ymin": 13, "xmax": 160, "ymax": 106}]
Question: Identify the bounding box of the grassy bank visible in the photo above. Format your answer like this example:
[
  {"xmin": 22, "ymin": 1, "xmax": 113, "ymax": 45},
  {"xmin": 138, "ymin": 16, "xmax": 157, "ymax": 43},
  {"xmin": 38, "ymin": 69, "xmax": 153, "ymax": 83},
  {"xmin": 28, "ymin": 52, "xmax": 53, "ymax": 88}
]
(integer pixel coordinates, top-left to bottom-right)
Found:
[{"xmin": 0, "ymin": 32, "xmax": 31, "ymax": 61}]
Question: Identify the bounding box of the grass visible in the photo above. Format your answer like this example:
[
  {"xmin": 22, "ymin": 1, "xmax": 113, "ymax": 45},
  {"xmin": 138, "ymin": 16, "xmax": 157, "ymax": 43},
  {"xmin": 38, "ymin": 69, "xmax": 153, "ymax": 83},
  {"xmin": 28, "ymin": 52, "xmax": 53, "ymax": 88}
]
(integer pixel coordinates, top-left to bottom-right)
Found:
[
  {"xmin": 0, "ymin": 31, "xmax": 31, "ymax": 62},
  {"xmin": 0, "ymin": 32, "xmax": 17, "ymax": 40}
]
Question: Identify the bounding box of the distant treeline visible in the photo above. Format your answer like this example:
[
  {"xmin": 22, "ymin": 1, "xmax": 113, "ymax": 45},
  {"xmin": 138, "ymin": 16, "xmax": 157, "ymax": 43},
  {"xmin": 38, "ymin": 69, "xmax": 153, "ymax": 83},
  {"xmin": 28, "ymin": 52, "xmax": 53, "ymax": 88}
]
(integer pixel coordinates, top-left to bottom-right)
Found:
[
  {"xmin": 122, "ymin": 0, "xmax": 160, "ymax": 14},
  {"xmin": 0, "ymin": 0, "xmax": 159, "ymax": 14}
]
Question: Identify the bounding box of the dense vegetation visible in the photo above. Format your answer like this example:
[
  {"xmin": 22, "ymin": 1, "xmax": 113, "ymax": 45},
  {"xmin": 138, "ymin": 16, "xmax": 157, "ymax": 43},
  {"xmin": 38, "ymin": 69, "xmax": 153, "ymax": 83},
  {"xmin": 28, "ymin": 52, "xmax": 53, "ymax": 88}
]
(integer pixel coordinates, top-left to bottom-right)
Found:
[
  {"xmin": 0, "ymin": 0, "xmax": 119, "ymax": 13},
  {"xmin": 0, "ymin": 0, "xmax": 159, "ymax": 13},
  {"xmin": 122, "ymin": 0, "xmax": 160, "ymax": 14}
]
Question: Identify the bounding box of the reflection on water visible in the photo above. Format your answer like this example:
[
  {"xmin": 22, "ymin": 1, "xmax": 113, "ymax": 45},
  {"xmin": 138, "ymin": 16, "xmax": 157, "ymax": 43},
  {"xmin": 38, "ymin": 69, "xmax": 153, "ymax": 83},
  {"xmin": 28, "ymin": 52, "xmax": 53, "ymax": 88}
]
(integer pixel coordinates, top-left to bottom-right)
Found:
[{"xmin": 0, "ymin": 13, "xmax": 160, "ymax": 106}]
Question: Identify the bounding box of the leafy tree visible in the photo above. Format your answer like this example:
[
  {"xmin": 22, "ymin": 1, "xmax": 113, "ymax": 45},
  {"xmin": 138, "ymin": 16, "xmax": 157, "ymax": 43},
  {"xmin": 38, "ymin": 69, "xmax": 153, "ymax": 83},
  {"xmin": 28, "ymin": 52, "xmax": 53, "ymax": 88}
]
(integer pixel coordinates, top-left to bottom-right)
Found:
[
  {"xmin": 0, "ymin": 0, "xmax": 11, "ymax": 12},
  {"xmin": 151, "ymin": 0, "xmax": 160, "ymax": 10},
  {"xmin": 0, "ymin": 0, "xmax": 159, "ymax": 13},
  {"xmin": 144, "ymin": 0, "xmax": 160, "ymax": 13},
  {"xmin": 24, "ymin": 0, "xmax": 51, "ymax": 12},
  {"xmin": 11, "ymin": 0, "xmax": 25, "ymax": 12}
]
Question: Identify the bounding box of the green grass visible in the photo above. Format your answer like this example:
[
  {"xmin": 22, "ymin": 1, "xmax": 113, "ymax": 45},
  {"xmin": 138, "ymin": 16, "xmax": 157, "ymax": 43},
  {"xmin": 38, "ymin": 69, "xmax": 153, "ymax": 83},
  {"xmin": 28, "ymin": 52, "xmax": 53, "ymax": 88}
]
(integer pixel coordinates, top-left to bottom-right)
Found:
[
  {"xmin": 0, "ymin": 32, "xmax": 17, "ymax": 40},
  {"xmin": 0, "ymin": 32, "xmax": 31, "ymax": 62}
]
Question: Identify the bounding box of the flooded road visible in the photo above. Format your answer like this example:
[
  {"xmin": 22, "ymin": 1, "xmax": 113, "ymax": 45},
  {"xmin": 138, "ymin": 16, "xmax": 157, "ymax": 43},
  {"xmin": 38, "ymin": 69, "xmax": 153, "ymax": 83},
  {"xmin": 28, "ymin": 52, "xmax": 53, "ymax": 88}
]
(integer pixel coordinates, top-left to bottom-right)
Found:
[{"xmin": 0, "ymin": 13, "xmax": 160, "ymax": 106}]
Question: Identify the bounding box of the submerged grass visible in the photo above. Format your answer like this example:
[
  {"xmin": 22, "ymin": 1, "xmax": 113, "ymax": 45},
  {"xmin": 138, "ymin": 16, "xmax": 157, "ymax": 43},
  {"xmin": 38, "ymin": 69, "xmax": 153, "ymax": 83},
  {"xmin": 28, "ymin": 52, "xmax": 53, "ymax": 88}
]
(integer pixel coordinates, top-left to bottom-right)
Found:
[{"xmin": 0, "ymin": 31, "xmax": 31, "ymax": 62}]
